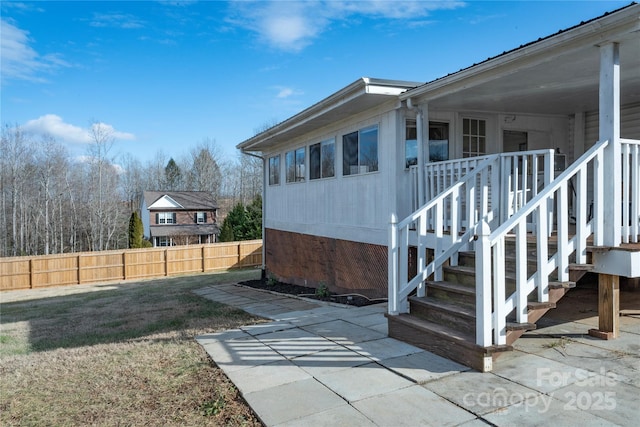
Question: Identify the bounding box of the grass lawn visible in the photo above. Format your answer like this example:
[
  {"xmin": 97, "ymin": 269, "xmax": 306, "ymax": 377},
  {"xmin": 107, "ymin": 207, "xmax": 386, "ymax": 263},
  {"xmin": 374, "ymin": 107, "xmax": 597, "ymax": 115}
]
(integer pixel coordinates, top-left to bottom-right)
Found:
[{"xmin": 0, "ymin": 268, "xmax": 266, "ymax": 426}]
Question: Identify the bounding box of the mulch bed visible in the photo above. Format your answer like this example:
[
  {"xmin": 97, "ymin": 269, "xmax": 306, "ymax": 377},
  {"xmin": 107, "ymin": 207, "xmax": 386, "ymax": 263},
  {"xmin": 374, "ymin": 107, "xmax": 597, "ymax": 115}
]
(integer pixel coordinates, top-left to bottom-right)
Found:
[{"xmin": 238, "ymin": 279, "xmax": 385, "ymax": 307}]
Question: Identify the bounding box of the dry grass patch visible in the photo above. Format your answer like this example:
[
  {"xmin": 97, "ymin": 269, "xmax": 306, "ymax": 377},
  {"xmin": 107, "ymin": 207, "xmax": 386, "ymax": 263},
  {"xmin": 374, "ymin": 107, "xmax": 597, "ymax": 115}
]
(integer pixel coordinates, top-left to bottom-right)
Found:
[{"xmin": 0, "ymin": 269, "xmax": 266, "ymax": 426}]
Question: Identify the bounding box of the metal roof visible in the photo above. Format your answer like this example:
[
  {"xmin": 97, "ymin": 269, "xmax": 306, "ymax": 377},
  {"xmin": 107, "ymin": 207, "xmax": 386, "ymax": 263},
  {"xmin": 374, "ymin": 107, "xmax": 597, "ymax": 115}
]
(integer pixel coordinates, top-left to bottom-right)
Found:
[{"xmin": 237, "ymin": 3, "xmax": 638, "ymax": 154}]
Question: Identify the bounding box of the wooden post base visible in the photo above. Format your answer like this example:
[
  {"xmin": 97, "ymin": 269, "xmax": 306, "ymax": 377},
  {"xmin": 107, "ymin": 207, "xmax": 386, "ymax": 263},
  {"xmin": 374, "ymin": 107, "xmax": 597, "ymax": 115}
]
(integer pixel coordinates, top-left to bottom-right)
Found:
[
  {"xmin": 588, "ymin": 273, "xmax": 619, "ymax": 340},
  {"xmin": 588, "ymin": 328, "xmax": 616, "ymax": 340}
]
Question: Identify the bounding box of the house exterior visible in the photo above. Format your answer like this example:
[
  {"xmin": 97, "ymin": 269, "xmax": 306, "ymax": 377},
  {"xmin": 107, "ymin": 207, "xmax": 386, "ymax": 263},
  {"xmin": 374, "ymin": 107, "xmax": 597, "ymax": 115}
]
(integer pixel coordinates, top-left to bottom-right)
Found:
[
  {"xmin": 238, "ymin": 5, "xmax": 639, "ymax": 371},
  {"xmin": 141, "ymin": 191, "xmax": 219, "ymax": 247}
]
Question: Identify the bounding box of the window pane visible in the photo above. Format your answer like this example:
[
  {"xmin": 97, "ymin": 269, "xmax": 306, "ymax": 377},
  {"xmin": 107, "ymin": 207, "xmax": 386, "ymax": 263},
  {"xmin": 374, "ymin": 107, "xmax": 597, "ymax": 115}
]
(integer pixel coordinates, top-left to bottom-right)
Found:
[
  {"xmin": 479, "ymin": 119, "xmax": 486, "ymax": 136},
  {"xmin": 343, "ymin": 131, "xmax": 358, "ymax": 175},
  {"xmin": 360, "ymin": 126, "xmax": 378, "ymax": 173},
  {"xmin": 309, "ymin": 143, "xmax": 321, "ymax": 180},
  {"xmin": 405, "ymin": 119, "xmax": 417, "ymax": 168},
  {"xmin": 295, "ymin": 148, "xmax": 305, "ymax": 181},
  {"xmin": 406, "ymin": 139, "xmax": 417, "ymax": 168},
  {"xmin": 463, "ymin": 118, "xmax": 470, "ymax": 134},
  {"xmin": 428, "ymin": 122, "xmax": 449, "ymax": 162},
  {"xmin": 321, "ymin": 139, "xmax": 335, "ymax": 178},
  {"xmin": 285, "ymin": 151, "xmax": 295, "ymax": 182},
  {"xmin": 269, "ymin": 156, "xmax": 280, "ymax": 185}
]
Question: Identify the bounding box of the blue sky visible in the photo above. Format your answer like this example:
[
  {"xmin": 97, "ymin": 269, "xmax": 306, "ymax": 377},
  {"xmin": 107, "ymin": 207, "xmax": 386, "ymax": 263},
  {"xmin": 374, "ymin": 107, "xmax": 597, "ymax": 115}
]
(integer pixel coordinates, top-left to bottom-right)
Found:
[{"xmin": 1, "ymin": 0, "xmax": 632, "ymax": 164}]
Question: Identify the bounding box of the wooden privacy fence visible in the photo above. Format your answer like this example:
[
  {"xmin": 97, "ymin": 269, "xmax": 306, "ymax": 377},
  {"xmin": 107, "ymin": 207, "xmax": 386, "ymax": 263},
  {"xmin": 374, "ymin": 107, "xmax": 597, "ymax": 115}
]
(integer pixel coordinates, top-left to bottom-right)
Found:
[{"xmin": 0, "ymin": 240, "xmax": 262, "ymax": 292}]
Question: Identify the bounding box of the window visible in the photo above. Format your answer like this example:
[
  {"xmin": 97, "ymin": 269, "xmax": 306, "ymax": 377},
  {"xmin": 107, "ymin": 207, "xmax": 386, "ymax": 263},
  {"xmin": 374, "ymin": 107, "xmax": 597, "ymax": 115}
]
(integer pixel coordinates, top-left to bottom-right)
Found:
[
  {"xmin": 269, "ymin": 155, "xmax": 280, "ymax": 185},
  {"xmin": 343, "ymin": 125, "xmax": 378, "ymax": 176},
  {"xmin": 156, "ymin": 236, "xmax": 172, "ymax": 246},
  {"xmin": 405, "ymin": 119, "xmax": 418, "ymax": 168},
  {"xmin": 405, "ymin": 120, "xmax": 449, "ymax": 168},
  {"xmin": 309, "ymin": 138, "xmax": 335, "ymax": 180},
  {"xmin": 463, "ymin": 118, "xmax": 486, "ymax": 157},
  {"xmin": 429, "ymin": 122, "xmax": 449, "ymax": 162},
  {"xmin": 286, "ymin": 147, "xmax": 305, "ymax": 183},
  {"xmin": 157, "ymin": 212, "xmax": 176, "ymax": 224},
  {"xmin": 196, "ymin": 212, "xmax": 207, "ymax": 223}
]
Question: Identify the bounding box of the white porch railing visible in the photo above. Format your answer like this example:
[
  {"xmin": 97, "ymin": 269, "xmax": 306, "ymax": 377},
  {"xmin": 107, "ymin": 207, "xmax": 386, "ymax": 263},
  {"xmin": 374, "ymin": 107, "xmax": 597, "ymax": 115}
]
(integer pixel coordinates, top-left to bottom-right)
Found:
[
  {"xmin": 622, "ymin": 139, "xmax": 640, "ymax": 243},
  {"xmin": 389, "ymin": 150, "xmax": 554, "ymax": 315},
  {"xmin": 476, "ymin": 137, "xmax": 640, "ymax": 347}
]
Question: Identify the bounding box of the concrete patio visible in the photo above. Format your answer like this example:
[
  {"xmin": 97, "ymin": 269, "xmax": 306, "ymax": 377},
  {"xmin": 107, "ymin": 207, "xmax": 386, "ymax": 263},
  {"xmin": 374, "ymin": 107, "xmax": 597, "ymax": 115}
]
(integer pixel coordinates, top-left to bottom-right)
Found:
[{"xmin": 195, "ymin": 283, "xmax": 640, "ymax": 426}]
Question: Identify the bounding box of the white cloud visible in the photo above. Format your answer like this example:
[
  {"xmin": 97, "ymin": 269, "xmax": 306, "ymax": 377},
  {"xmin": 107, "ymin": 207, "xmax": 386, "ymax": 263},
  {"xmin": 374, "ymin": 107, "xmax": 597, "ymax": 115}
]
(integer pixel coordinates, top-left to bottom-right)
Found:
[
  {"xmin": 0, "ymin": 18, "xmax": 71, "ymax": 84},
  {"xmin": 22, "ymin": 115, "xmax": 135, "ymax": 144},
  {"xmin": 229, "ymin": 0, "xmax": 465, "ymax": 52},
  {"xmin": 275, "ymin": 86, "xmax": 303, "ymax": 98}
]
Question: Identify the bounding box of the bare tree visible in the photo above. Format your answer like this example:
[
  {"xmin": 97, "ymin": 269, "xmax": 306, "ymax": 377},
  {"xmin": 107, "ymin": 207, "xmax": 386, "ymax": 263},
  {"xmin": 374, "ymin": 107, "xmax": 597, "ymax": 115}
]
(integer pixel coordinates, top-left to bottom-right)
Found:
[
  {"xmin": 0, "ymin": 124, "xmax": 32, "ymax": 256},
  {"xmin": 84, "ymin": 121, "xmax": 126, "ymax": 251},
  {"xmin": 187, "ymin": 138, "xmax": 223, "ymax": 199},
  {"xmin": 34, "ymin": 135, "xmax": 68, "ymax": 254}
]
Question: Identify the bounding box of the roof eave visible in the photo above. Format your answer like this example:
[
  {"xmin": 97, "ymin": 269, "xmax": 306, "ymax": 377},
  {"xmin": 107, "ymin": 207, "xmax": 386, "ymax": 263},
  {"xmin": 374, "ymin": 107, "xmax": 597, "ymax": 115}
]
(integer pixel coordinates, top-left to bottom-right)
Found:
[
  {"xmin": 237, "ymin": 77, "xmax": 421, "ymax": 152},
  {"xmin": 401, "ymin": 3, "xmax": 640, "ymax": 102}
]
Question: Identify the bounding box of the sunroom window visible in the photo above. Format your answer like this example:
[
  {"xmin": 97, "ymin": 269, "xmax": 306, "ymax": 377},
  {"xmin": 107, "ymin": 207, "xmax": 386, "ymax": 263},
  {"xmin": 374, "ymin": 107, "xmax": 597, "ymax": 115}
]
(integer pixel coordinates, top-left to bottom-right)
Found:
[
  {"xmin": 309, "ymin": 138, "xmax": 335, "ymax": 180},
  {"xmin": 286, "ymin": 147, "xmax": 305, "ymax": 183},
  {"xmin": 269, "ymin": 155, "xmax": 280, "ymax": 185},
  {"xmin": 343, "ymin": 125, "xmax": 378, "ymax": 176}
]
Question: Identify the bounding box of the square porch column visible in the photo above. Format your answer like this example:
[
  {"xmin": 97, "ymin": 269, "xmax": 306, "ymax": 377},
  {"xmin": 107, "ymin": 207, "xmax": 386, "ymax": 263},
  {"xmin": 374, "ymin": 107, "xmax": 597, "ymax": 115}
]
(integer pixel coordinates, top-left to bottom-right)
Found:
[{"xmin": 599, "ymin": 42, "xmax": 621, "ymax": 247}]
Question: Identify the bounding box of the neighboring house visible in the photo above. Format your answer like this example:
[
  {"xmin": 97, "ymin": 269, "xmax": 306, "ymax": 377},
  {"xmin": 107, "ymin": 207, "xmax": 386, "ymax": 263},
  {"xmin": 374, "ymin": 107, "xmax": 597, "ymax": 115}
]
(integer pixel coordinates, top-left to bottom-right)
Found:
[
  {"xmin": 141, "ymin": 191, "xmax": 219, "ymax": 247},
  {"xmin": 238, "ymin": 4, "xmax": 639, "ymax": 371}
]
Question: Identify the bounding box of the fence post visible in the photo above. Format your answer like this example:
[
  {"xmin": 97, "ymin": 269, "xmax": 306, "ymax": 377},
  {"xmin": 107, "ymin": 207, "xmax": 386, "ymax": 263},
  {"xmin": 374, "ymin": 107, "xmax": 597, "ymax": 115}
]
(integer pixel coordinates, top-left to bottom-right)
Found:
[
  {"xmin": 122, "ymin": 252, "xmax": 127, "ymax": 280},
  {"xmin": 202, "ymin": 246, "xmax": 206, "ymax": 272},
  {"xmin": 77, "ymin": 254, "xmax": 82, "ymax": 284},
  {"xmin": 164, "ymin": 249, "xmax": 168, "ymax": 276},
  {"xmin": 29, "ymin": 258, "xmax": 34, "ymax": 289},
  {"xmin": 475, "ymin": 220, "xmax": 492, "ymax": 347}
]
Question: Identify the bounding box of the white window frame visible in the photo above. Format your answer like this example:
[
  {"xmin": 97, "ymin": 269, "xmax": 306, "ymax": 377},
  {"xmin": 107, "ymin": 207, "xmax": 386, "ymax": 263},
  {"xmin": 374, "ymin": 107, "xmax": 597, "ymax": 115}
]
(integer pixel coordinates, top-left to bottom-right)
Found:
[
  {"xmin": 342, "ymin": 125, "xmax": 378, "ymax": 176},
  {"xmin": 309, "ymin": 138, "xmax": 335, "ymax": 180},
  {"xmin": 462, "ymin": 118, "xmax": 486, "ymax": 157},
  {"xmin": 156, "ymin": 236, "xmax": 172, "ymax": 246},
  {"xmin": 269, "ymin": 155, "xmax": 280, "ymax": 186},
  {"xmin": 285, "ymin": 147, "xmax": 305, "ymax": 183},
  {"xmin": 158, "ymin": 212, "xmax": 175, "ymax": 224},
  {"xmin": 196, "ymin": 212, "xmax": 206, "ymax": 224}
]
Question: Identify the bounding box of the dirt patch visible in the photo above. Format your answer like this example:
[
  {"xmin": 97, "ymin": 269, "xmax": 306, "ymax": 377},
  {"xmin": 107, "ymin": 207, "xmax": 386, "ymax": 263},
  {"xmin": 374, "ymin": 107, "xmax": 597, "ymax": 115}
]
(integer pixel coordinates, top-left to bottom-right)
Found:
[{"xmin": 238, "ymin": 279, "xmax": 386, "ymax": 307}]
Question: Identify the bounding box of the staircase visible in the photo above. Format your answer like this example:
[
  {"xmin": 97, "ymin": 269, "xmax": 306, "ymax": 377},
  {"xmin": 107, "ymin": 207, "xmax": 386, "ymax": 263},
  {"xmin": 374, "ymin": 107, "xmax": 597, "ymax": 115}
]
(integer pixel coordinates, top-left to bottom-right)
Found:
[
  {"xmin": 387, "ymin": 137, "xmax": 640, "ymax": 372},
  {"xmin": 387, "ymin": 241, "xmax": 584, "ymax": 372}
]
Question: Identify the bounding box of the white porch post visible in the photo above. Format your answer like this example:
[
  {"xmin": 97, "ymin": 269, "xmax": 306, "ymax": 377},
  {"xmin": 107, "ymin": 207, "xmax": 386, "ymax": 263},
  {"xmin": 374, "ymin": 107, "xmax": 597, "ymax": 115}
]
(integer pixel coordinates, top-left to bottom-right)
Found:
[
  {"xmin": 416, "ymin": 105, "xmax": 428, "ymax": 206},
  {"xmin": 599, "ymin": 42, "xmax": 621, "ymax": 247}
]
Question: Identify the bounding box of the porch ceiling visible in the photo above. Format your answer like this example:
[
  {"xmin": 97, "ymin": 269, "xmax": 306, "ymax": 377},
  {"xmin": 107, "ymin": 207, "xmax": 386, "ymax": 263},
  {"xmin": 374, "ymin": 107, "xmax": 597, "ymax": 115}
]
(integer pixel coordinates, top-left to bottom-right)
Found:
[{"xmin": 425, "ymin": 36, "xmax": 640, "ymax": 116}]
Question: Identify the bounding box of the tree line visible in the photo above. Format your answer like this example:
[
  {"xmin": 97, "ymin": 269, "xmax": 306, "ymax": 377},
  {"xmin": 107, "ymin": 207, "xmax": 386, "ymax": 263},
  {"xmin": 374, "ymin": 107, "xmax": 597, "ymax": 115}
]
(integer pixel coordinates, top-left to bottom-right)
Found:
[{"xmin": 0, "ymin": 122, "xmax": 263, "ymax": 257}]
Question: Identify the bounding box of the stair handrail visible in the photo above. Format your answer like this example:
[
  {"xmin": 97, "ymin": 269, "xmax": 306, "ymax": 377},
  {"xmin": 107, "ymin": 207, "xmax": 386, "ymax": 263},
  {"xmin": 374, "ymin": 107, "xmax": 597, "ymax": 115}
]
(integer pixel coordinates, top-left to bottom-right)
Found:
[
  {"xmin": 390, "ymin": 154, "xmax": 501, "ymax": 314},
  {"xmin": 475, "ymin": 139, "xmax": 609, "ymax": 347},
  {"xmin": 390, "ymin": 149, "xmax": 555, "ymax": 315}
]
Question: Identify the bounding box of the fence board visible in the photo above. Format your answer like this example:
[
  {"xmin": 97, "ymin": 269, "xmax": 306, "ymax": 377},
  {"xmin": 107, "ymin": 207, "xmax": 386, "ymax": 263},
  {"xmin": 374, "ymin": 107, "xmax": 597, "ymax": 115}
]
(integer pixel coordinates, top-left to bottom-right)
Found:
[{"xmin": 0, "ymin": 240, "xmax": 262, "ymax": 291}]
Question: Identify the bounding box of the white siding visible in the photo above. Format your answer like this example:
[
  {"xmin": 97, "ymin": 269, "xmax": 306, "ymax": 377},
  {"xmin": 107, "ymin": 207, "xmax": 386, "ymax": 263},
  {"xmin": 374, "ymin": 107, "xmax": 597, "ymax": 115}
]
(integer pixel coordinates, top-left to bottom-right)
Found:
[
  {"xmin": 585, "ymin": 102, "xmax": 640, "ymax": 147},
  {"xmin": 264, "ymin": 104, "xmax": 399, "ymax": 246}
]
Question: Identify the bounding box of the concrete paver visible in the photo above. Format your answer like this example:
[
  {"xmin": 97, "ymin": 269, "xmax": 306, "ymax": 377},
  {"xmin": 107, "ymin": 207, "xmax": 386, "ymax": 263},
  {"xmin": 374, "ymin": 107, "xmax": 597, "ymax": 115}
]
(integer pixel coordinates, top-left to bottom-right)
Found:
[
  {"xmin": 352, "ymin": 385, "xmax": 478, "ymax": 427},
  {"xmin": 195, "ymin": 283, "xmax": 640, "ymax": 426}
]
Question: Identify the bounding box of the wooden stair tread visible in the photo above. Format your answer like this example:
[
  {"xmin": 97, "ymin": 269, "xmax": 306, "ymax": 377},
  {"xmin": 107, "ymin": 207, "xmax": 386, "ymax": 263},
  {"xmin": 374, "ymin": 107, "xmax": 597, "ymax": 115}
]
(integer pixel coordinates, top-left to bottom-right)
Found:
[
  {"xmin": 568, "ymin": 263, "xmax": 594, "ymax": 271},
  {"xmin": 409, "ymin": 295, "xmax": 475, "ymax": 318},
  {"xmin": 387, "ymin": 314, "xmax": 512, "ymax": 355},
  {"xmin": 506, "ymin": 322, "xmax": 537, "ymax": 331},
  {"xmin": 442, "ymin": 265, "xmax": 476, "ymax": 274},
  {"xmin": 426, "ymin": 280, "xmax": 475, "ymax": 296},
  {"xmin": 527, "ymin": 301, "xmax": 556, "ymax": 310},
  {"xmin": 549, "ymin": 281, "xmax": 576, "ymax": 289}
]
